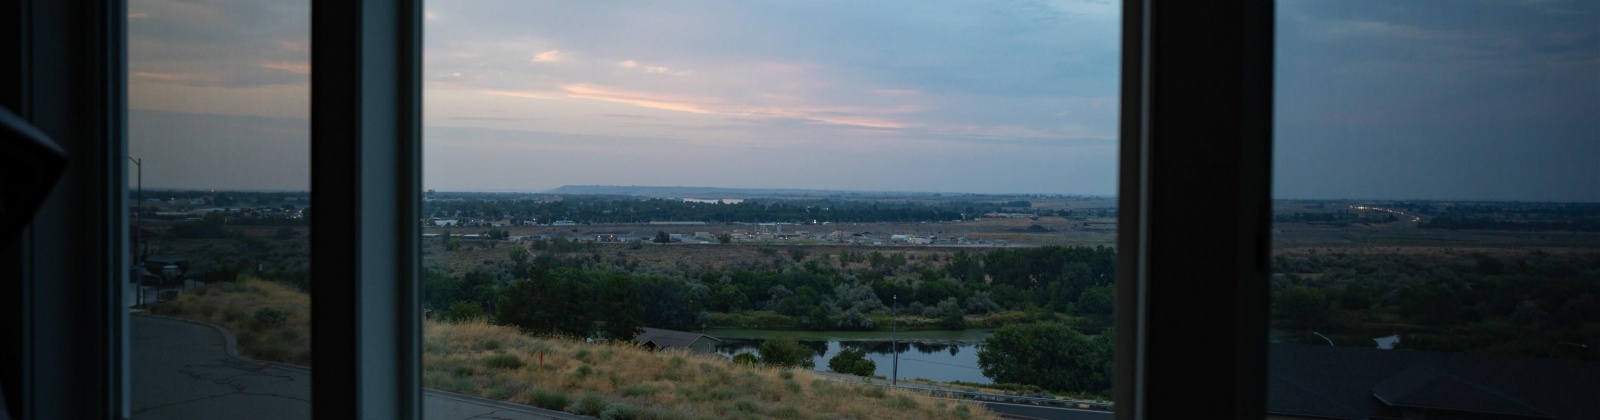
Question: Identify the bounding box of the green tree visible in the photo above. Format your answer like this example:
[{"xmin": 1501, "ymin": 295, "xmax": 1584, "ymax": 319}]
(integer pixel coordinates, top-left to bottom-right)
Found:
[
  {"xmin": 977, "ymin": 322, "xmax": 1110, "ymax": 394},
  {"xmin": 715, "ymin": 233, "xmax": 732, "ymax": 244},
  {"xmin": 758, "ymin": 337, "xmax": 815, "ymax": 369},
  {"xmin": 598, "ymin": 275, "xmax": 644, "ymax": 341},
  {"xmin": 653, "ymin": 231, "xmax": 671, "ymax": 244},
  {"xmin": 441, "ymin": 230, "xmax": 460, "ymax": 251},
  {"xmin": 1400, "ymin": 283, "xmax": 1460, "ymax": 326},
  {"xmin": 940, "ymin": 305, "xmax": 967, "ymax": 330},
  {"xmin": 1073, "ymin": 284, "xmax": 1115, "ymax": 316},
  {"xmin": 827, "ymin": 347, "xmax": 877, "ymax": 377},
  {"xmin": 496, "ymin": 268, "xmax": 593, "ymax": 338},
  {"xmin": 507, "ymin": 246, "xmax": 531, "ymax": 275},
  {"xmin": 1275, "ymin": 285, "xmax": 1335, "ymax": 329},
  {"xmin": 440, "ymin": 301, "xmax": 485, "ymax": 322}
]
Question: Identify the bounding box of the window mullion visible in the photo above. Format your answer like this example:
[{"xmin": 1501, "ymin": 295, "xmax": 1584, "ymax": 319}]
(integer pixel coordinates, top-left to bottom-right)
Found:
[{"xmin": 310, "ymin": 1, "xmax": 423, "ymax": 418}]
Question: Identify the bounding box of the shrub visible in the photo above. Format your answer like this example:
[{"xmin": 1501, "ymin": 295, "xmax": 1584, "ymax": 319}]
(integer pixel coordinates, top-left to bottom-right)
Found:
[
  {"xmin": 441, "ymin": 301, "xmax": 486, "ymax": 322},
  {"xmin": 445, "ymin": 378, "xmax": 475, "ymax": 393},
  {"xmin": 732, "ymin": 353, "xmax": 759, "ymax": 366},
  {"xmin": 621, "ymin": 385, "xmax": 660, "ymax": 397},
  {"xmin": 574, "ymin": 393, "xmax": 607, "ymax": 415},
  {"xmin": 599, "ymin": 403, "xmax": 632, "ymax": 420},
  {"xmin": 253, "ymin": 307, "xmax": 287, "ymax": 330},
  {"xmin": 482, "ymin": 353, "xmax": 524, "ymax": 370},
  {"xmin": 862, "ymin": 386, "xmax": 887, "ymax": 398},
  {"xmin": 827, "ymin": 347, "xmax": 877, "ymax": 377},
  {"xmin": 526, "ymin": 389, "xmax": 570, "ymax": 411},
  {"xmin": 758, "ymin": 337, "xmax": 814, "ymax": 369}
]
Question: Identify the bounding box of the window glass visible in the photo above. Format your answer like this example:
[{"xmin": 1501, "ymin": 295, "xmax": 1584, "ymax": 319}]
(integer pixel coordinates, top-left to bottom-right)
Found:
[
  {"xmin": 422, "ymin": 1, "xmax": 1120, "ymax": 418},
  {"xmin": 1270, "ymin": 1, "xmax": 1600, "ymax": 418},
  {"xmin": 127, "ymin": 0, "xmax": 312, "ymax": 418}
]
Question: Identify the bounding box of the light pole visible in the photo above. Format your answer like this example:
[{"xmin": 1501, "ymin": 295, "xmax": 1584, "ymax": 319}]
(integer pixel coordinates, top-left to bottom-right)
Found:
[
  {"xmin": 1549, "ymin": 342, "xmax": 1588, "ymax": 359},
  {"xmin": 1312, "ymin": 331, "xmax": 1334, "ymax": 346},
  {"xmin": 129, "ymin": 156, "xmax": 143, "ymax": 305},
  {"xmin": 891, "ymin": 292, "xmax": 899, "ymax": 387}
]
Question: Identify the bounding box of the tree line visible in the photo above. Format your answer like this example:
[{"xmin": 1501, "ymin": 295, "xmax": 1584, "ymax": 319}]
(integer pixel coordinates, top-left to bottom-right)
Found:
[
  {"xmin": 423, "ymin": 245, "xmax": 1119, "ymax": 337},
  {"xmin": 1271, "ymin": 251, "xmax": 1600, "ymax": 357}
]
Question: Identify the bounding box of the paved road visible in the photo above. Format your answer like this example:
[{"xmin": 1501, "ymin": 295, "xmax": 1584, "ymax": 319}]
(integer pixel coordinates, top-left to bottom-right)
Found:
[
  {"xmin": 132, "ymin": 315, "xmax": 583, "ymax": 420},
  {"xmin": 975, "ymin": 400, "xmax": 1113, "ymax": 420}
]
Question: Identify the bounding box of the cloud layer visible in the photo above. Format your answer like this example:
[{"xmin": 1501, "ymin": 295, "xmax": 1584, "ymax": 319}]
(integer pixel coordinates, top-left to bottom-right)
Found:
[{"xmin": 125, "ymin": 0, "xmax": 1597, "ymax": 200}]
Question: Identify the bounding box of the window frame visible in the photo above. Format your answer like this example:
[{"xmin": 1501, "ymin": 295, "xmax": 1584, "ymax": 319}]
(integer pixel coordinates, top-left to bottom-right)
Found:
[
  {"xmin": 1114, "ymin": 1, "xmax": 1275, "ymax": 418},
  {"xmin": 0, "ymin": 0, "xmax": 1278, "ymax": 418},
  {"xmin": 309, "ymin": 1, "xmax": 425, "ymax": 418}
]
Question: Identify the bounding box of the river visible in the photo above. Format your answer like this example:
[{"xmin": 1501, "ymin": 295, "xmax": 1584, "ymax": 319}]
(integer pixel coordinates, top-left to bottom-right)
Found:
[{"xmin": 708, "ymin": 329, "xmax": 995, "ymax": 384}]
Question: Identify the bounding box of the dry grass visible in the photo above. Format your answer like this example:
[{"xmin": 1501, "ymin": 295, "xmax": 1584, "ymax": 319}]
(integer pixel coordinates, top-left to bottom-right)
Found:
[
  {"xmin": 148, "ymin": 277, "xmax": 311, "ymax": 365},
  {"xmin": 151, "ymin": 277, "xmax": 995, "ymax": 419},
  {"xmin": 422, "ymin": 319, "xmax": 995, "ymax": 419}
]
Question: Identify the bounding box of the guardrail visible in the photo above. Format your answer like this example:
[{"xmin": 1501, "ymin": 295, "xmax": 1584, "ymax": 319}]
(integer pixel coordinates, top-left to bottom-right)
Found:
[{"xmin": 813, "ymin": 376, "xmax": 1114, "ymax": 411}]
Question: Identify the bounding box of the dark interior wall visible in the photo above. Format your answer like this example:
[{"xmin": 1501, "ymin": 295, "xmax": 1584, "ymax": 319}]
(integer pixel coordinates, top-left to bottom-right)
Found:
[{"xmin": 0, "ymin": 0, "xmax": 126, "ymax": 418}]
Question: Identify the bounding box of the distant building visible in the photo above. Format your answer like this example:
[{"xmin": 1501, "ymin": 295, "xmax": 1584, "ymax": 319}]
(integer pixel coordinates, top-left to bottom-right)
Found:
[
  {"xmin": 551, "ymin": 220, "xmax": 576, "ymax": 226},
  {"xmin": 632, "ymin": 327, "xmax": 720, "ymax": 354},
  {"xmin": 433, "ymin": 219, "xmax": 459, "ymax": 227}
]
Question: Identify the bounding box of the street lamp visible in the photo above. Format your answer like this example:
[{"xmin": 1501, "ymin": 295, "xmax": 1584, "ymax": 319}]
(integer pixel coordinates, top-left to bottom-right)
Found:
[
  {"xmin": 891, "ymin": 292, "xmax": 899, "ymax": 387},
  {"xmin": 129, "ymin": 156, "xmax": 143, "ymax": 305},
  {"xmin": 1549, "ymin": 342, "xmax": 1588, "ymax": 359},
  {"xmin": 1312, "ymin": 331, "xmax": 1334, "ymax": 347}
]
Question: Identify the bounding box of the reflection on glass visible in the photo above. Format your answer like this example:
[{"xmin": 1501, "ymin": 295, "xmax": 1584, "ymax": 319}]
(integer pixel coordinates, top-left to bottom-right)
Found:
[
  {"xmin": 1270, "ymin": 1, "xmax": 1599, "ymax": 418},
  {"xmin": 127, "ymin": 0, "xmax": 312, "ymax": 418},
  {"xmin": 422, "ymin": 1, "xmax": 1119, "ymax": 418}
]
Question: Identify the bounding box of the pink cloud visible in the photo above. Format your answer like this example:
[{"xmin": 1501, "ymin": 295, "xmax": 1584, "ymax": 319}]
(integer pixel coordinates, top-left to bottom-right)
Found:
[
  {"xmin": 132, "ymin": 71, "xmax": 221, "ymax": 84},
  {"xmin": 559, "ymin": 84, "xmax": 716, "ymax": 114},
  {"xmin": 532, "ymin": 49, "xmax": 566, "ymax": 63},
  {"xmin": 260, "ymin": 61, "xmax": 310, "ymax": 75}
]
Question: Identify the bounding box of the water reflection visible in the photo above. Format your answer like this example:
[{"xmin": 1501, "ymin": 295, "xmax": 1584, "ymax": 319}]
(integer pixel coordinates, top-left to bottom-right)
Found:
[{"xmin": 715, "ymin": 338, "xmax": 990, "ymax": 384}]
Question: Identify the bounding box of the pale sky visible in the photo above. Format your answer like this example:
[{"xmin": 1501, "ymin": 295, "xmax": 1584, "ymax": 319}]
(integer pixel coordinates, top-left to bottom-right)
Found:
[{"xmin": 128, "ymin": 0, "xmax": 1598, "ymax": 201}]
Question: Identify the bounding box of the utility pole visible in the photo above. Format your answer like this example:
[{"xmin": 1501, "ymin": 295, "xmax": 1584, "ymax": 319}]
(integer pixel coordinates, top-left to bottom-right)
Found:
[
  {"xmin": 892, "ymin": 292, "xmax": 899, "ymax": 387},
  {"xmin": 129, "ymin": 156, "xmax": 143, "ymax": 306}
]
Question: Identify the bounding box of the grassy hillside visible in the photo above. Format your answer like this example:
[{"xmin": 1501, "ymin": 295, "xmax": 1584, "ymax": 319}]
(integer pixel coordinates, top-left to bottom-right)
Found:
[
  {"xmin": 148, "ymin": 278, "xmax": 312, "ymax": 364},
  {"xmin": 150, "ymin": 277, "xmax": 995, "ymax": 419}
]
